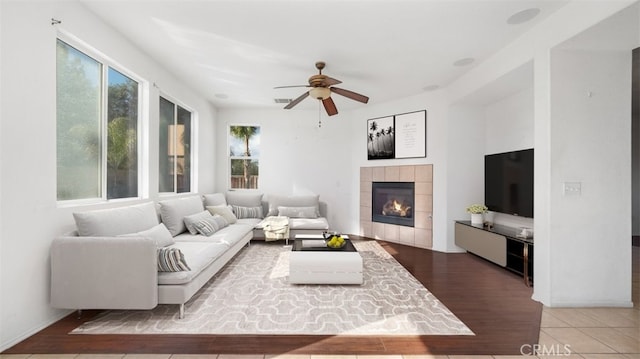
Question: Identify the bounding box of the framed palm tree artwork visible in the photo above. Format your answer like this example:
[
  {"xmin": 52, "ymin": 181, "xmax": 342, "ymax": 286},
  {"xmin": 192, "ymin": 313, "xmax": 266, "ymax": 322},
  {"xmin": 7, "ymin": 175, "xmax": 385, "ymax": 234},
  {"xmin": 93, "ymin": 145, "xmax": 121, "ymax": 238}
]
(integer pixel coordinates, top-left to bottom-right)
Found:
[{"xmin": 367, "ymin": 116, "xmax": 395, "ymax": 160}]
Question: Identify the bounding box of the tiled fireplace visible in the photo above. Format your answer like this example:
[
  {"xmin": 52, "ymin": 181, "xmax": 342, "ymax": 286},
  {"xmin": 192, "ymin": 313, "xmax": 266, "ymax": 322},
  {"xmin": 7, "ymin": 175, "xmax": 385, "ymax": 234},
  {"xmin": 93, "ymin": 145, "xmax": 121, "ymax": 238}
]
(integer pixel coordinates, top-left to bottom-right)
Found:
[{"xmin": 360, "ymin": 165, "xmax": 433, "ymax": 248}]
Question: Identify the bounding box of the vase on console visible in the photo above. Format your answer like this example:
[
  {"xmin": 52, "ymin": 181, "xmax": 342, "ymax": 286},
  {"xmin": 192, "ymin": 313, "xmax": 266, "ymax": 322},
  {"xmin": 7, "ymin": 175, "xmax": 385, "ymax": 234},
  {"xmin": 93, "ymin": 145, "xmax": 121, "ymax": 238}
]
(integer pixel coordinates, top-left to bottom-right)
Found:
[
  {"xmin": 466, "ymin": 204, "xmax": 488, "ymax": 226},
  {"xmin": 470, "ymin": 213, "xmax": 484, "ymax": 225}
]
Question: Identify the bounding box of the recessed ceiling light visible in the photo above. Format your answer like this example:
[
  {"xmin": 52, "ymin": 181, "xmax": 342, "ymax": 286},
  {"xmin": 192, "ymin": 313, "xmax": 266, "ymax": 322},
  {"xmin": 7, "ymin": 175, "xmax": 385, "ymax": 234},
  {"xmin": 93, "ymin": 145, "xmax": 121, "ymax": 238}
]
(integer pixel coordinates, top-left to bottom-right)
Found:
[
  {"xmin": 215, "ymin": 93, "xmax": 229, "ymax": 99},
  {"xmin": 507, "ymin": 8, "xmax": 540, "ymax": 25},
  {"xmin": 453, "ymin": 58, "xmax": 475, "ymax": 67},
  {"xmin": 422, "ymin": 85, "xmax": 440, "ymax": 92}
]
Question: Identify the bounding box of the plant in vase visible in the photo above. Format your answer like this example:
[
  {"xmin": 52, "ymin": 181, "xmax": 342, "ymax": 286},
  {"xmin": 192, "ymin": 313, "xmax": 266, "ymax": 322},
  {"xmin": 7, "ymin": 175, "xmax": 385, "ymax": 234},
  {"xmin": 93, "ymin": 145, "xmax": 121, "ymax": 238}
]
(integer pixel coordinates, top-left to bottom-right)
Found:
[{"xmin": 466, "ymin": 204, "xmax": 488, "ymax": 225}]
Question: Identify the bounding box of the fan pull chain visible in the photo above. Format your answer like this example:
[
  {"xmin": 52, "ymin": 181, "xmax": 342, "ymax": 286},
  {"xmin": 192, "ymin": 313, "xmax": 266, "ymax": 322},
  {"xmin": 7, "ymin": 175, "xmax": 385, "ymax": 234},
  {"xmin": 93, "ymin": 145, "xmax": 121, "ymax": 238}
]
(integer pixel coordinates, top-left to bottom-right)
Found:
[{"xmin": 318, "ymin": 101, "xmax": 322, "ymax": 128}]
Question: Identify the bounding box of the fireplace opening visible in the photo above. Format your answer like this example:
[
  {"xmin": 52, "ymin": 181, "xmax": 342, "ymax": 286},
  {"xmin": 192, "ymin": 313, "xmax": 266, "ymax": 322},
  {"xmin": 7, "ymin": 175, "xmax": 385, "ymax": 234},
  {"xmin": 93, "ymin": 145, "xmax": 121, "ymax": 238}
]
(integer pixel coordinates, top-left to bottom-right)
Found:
[{"xmin": 372, "ymin": 182, "xmax": 415, "ymax": 227}]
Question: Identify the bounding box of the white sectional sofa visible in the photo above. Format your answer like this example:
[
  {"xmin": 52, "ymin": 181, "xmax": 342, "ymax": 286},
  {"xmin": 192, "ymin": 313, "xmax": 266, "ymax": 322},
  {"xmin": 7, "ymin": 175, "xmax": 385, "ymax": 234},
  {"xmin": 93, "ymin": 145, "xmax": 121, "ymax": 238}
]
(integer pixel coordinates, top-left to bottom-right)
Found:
[{"xmin": 50, "ymin": 191, "xmax": 330, "ymax": 318}]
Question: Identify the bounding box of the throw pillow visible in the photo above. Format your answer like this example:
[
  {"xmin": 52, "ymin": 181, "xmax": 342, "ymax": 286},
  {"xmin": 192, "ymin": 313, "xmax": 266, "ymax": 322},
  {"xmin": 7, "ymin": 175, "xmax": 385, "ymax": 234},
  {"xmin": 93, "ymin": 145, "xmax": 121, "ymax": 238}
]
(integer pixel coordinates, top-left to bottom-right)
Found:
[
  {"xmin": 277, "ymin": 206, "xmax": 319, "ymax": 219},
  {"xmin": 206, "ymin": 205, "xmax": 238, "ymax": 224},
  {"xmin": 159, "ymin": 196, "xmax": 205, "ymax": 236},
  {"xmin": 157, "ymin": 247, "xmax": 191, "ymax": 272},
  {"xmin": 194, "ymin": 214, "xmax": 229, "ymax": 236},
  {"xmin": 231, "ymin": 205, "xmax": 264, "ymax": 219},
  {"xmin": 118, "ymin": 223, "xmax": 175, "ymax": 248},
  {"xmin": 183, "ymin": 211, "xmax": 214, "ymax": 235}
]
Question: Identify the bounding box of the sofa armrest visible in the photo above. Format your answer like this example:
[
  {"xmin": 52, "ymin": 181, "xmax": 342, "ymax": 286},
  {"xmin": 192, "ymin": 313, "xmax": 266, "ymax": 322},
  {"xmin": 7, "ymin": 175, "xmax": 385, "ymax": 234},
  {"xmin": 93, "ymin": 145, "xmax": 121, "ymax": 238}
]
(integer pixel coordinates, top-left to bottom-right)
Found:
[{"xmin": 50, "ymin": 235, "xmax": 158, "ymax": 310}]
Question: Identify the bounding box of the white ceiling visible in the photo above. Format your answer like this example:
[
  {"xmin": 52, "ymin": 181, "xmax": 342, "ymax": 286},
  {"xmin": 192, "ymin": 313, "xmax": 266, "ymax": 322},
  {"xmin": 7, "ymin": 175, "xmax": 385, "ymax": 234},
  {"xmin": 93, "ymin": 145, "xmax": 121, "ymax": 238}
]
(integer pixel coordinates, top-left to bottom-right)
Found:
[{"xmin": 81, "ymin": 0, "xmax": 569, "ymax": 113}]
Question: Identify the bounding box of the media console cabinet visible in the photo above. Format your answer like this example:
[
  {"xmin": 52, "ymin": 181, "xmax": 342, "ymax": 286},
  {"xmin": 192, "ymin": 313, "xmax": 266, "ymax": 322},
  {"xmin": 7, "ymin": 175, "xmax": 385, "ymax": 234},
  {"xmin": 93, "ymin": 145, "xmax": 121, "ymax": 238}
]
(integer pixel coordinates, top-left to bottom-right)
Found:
[{"xmin": 455, "ymin": 221, "xmax": 533, "ymax": 286}]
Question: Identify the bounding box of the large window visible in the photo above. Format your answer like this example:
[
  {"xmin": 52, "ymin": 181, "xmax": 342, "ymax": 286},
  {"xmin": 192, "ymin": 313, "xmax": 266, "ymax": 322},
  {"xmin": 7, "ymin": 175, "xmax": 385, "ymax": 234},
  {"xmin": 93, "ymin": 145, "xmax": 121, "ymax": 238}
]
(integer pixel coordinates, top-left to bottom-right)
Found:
[
  {"xmin": 229, "ymin": 125, "xmax": 260, "ymax": 189},
  {"xmin": 159, "ymin": 96, "xmax": 192, "ymax": 193},
  {"xmin": 56, "ymin": 39, "xmax": 140, "ymax": 202}
]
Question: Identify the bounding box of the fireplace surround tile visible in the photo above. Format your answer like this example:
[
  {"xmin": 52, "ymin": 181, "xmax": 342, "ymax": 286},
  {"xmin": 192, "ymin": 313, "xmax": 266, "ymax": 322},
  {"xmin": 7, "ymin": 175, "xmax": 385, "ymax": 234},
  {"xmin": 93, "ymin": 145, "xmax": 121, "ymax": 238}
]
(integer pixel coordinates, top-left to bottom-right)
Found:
[{"xmin": 360, "ymin": 164, "xmax": 433, "ymax": 249}]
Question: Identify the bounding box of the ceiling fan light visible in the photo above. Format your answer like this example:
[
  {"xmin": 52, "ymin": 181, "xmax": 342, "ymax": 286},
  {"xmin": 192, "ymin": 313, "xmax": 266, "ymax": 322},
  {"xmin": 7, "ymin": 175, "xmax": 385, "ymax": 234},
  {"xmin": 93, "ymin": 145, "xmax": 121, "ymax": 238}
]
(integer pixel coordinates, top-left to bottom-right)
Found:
[{"xmin": 309, "ymin": 87, "xmax": 331, "ymax": 100}]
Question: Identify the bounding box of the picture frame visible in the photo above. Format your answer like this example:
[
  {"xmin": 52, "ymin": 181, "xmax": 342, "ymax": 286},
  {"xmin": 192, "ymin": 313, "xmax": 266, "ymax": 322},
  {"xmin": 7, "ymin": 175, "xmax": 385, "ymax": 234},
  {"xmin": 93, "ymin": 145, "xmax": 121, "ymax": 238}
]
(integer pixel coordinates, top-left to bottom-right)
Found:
[
  {"xmin": 394, "ymin": 110, "xmax": 426, "ymax": 159},
  {"xmin": 366, "ymin": 110, "xmax": 426, "ymax": 160},
  {"xmin": 367, "ymin": 116, "xmax": 395, "ymax": 160}
]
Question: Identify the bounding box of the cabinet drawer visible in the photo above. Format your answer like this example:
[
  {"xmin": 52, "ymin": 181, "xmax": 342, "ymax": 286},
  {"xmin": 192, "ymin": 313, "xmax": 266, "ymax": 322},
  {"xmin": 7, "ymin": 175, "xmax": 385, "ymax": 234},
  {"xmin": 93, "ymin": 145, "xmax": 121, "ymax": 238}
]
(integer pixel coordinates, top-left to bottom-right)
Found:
[{"xmin": 455, "ymin": 223, "xmax": 507, "ymax": 266}]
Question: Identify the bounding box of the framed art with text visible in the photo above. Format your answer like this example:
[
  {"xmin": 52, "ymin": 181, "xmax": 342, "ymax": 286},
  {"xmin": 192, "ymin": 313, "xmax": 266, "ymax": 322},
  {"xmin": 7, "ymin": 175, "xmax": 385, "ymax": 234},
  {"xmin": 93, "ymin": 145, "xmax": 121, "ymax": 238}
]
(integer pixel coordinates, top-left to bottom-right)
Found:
[{"xmin": 394, "ymin": 110, "xmax": 426, "ymax": 159}]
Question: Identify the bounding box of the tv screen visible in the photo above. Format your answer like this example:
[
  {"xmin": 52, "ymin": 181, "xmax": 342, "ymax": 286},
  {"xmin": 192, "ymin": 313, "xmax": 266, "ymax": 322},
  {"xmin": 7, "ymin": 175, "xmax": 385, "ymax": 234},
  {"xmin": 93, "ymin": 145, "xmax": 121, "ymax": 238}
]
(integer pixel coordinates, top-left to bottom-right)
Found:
[{"xmin": 484, "ymin": 148, "xmax": 534, "ymax": 218}]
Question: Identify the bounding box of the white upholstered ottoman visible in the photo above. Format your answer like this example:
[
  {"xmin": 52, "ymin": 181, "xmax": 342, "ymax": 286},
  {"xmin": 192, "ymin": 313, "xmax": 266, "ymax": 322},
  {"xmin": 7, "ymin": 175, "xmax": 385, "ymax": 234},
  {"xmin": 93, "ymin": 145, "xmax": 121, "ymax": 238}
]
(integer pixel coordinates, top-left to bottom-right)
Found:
[{"xmin": 289, "ymin": 235, "xmax": 363, "ymax": 285}]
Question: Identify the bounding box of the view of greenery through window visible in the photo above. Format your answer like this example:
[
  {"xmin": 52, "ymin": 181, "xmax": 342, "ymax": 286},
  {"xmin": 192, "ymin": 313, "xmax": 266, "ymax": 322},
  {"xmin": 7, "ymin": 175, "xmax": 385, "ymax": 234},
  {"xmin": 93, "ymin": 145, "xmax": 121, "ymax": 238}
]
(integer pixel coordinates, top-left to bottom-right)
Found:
[
  {"xmin": 56, "ymin": 39, "xmax": 139, "ymax": 201},
  {"xmin": 159, "ymin": 97, "xmax": 192, "ymax": 193},
  {"xmin": 229, "ymin": 126, "xmax": 260, "ymax": 189}
]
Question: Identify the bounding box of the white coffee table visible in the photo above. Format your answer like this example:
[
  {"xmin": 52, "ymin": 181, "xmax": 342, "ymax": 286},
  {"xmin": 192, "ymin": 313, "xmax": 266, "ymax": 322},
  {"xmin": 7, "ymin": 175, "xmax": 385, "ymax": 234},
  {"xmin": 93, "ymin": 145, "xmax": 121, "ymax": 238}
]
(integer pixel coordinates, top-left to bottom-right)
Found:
[{"xmin": 289, "ymin": 234, "xmax": 363, "ymax": 285}]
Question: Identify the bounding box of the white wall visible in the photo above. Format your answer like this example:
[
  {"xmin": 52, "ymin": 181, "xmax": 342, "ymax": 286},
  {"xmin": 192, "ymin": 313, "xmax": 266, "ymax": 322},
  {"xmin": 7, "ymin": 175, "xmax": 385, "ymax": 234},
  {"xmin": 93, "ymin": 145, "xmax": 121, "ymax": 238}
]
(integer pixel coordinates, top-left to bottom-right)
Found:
[
  {"xmin": 548, "ymin": 49, "xmax": 632, "ymax": 306},
  {"xmin": 0, "ymin": 1, "xmax": 218, "ymax": 351}
]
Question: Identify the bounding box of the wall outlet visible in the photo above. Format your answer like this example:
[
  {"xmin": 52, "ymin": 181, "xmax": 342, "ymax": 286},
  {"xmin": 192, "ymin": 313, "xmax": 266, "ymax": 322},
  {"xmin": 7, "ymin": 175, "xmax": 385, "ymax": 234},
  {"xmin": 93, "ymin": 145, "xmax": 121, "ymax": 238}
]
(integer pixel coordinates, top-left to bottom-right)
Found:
[{"xmin": 563, "ymin": 182, "xmax": 582, "ymax": 196}]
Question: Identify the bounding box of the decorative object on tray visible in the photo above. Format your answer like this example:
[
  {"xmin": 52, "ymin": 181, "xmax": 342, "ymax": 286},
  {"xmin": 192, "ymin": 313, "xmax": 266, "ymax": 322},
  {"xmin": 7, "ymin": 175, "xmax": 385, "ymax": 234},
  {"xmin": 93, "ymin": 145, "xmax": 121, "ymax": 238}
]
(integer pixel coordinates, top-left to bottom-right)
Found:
[
  {"xmin": 466, "ymin": 204, "xmax": 488, "ymax": 225},
  {"xmin": 323, "ymin": 231, "xmax": 346, "ymax": 248}
]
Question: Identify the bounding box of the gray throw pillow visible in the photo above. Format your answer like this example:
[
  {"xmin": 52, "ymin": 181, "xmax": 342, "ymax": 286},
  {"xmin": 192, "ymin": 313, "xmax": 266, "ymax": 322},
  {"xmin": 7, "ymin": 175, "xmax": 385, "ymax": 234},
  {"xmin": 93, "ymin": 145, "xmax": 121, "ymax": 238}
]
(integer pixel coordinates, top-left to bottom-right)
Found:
[
  {"xmin": 183, "ymin": 211, "xmax": 215, "ymax": 235},
  {"xmin": 231, "ymin": 205, "xmax": 264, "ymax": 219},
  {"xmin": 194, "ymin": 214, "xmax": 229, "ymax": 236},
  {"xmin": 157, "ymin": 247, "xmax": 190, "ymax": 272}
]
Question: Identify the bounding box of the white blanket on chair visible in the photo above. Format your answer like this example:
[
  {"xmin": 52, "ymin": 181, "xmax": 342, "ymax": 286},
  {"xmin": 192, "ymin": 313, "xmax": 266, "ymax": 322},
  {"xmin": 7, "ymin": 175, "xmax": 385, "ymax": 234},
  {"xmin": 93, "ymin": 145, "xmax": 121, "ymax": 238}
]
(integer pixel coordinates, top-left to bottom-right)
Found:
[{"xmin": 260, "ymin": 216, "xmax": 290, "ymax": 241}]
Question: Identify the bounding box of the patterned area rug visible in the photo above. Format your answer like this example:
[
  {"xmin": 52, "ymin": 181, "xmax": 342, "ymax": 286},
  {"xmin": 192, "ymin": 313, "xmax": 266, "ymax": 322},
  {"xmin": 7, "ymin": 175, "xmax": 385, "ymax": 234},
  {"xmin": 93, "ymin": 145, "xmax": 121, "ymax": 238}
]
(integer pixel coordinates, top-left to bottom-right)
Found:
[{"xmin": 72, "ymin": 240, "xmax": 474, "ymax": 336}]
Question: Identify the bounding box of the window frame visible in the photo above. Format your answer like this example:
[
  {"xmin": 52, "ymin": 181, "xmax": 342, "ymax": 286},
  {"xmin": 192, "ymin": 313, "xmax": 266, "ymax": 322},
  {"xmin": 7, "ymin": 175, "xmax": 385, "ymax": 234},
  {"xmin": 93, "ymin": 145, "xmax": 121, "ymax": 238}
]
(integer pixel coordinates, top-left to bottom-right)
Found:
[
  {"xmin": 158, "ymin": 93, "xmax": 196, "ymax": 196},
  {"xmin": 228, "ymin": 124, "xmax": 261, "ymax": 190},
  {"xmin": 56, "ymin": 32, "xmax": 148, "ymax": 206}
]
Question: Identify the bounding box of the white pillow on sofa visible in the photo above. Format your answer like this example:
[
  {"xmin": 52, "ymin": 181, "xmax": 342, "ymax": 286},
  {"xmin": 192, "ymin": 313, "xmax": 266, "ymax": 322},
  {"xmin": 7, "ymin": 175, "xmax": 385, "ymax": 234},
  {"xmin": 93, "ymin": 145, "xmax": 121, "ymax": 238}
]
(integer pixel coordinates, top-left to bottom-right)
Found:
[
  {"xmin": 159, "ymin": 196, "xmax": 205, "ymax": 237},
  {"xmin": 73, "ymin": 202, "xmax": 159, "ymax": 237},
  {"xmin": 267, "ymin": 194, "xmax": 320, "ymax": 217},
  {"xmin": 206, "ymin": 205, "xmax": 238, "ymax": 224},
  {"xmin": 202, "ymin": 193, "xmax": 227, "ymax": 207}
]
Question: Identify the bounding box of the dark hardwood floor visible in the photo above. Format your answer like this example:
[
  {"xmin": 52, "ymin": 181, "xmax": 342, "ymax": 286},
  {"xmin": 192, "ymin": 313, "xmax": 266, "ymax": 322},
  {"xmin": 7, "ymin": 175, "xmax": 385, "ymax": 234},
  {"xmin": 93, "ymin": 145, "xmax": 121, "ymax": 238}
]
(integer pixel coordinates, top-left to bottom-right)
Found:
[{"xmin": 4, "ymin": 236, "xmax": 542, "ymax": 356}]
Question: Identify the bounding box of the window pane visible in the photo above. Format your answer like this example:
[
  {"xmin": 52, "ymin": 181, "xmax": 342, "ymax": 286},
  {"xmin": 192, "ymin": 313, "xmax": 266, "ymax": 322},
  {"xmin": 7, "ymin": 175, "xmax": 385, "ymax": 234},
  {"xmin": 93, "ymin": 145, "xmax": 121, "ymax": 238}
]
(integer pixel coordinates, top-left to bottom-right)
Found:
[
  {"xmin": 56, "ymin": 40, "xmax": 101, "ymax": 200},
  {"xmin": 158, "ymin": 97, "xmax": 174, "ymax": 192},
  {"xmin": 177, "ymin": 106, "xmax": 191, "ymax": 193},
  {"xmin": 230, "ymin": 159, "xmax": 259, "ymax": 189},
  {"xmin": 106, "ymin": 68, "xmax": 138, "ymax": 199}
]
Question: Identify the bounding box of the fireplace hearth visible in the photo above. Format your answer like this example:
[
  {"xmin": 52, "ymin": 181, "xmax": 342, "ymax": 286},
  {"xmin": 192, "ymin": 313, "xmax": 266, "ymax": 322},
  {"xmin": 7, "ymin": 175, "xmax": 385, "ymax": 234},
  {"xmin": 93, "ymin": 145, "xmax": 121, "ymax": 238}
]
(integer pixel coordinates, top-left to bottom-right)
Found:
[{"xmin": 372, "ymin": 182, "xmax": 415, "ymax": 227}]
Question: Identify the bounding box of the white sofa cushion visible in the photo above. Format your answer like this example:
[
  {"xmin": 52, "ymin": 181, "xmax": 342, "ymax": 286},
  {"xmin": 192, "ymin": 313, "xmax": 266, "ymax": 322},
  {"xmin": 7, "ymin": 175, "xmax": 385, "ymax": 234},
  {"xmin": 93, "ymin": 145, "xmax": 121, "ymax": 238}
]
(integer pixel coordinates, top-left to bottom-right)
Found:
[
  {"xmin": 203, "ymin": 193, "xmax": 227, "ymax": 207},
  {"xmin": 266, "ymin": 194, "xmax": 320, "ymax": 217},
  {"xmin": 278, "ymin": 206, "xmax": 318, "ymax": 218},
  {"xmin": 73, "ymin": 202, "xmax": 158, "ymax": 237},
  {"xmin": 226, "ymin": 191, "xmax": 263, "ymax": 207},
  {"xmin": 289, "ymin": 217, "xmax": 330, "ymax": 230},
  {"xmin": 159, "ymin": 196, "xmax": 204, "ymax": 236},
  {"xmin": 119, "ymin": 223, "xmax": 174, "ymax": 248}
]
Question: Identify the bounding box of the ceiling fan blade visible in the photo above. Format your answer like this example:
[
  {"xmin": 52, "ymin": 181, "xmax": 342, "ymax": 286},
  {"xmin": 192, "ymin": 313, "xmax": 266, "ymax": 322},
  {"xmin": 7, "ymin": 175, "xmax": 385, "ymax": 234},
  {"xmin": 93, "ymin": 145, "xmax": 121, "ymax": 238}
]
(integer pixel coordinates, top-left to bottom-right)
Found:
[
  {"xmin": 274, "ymin": 85, "xmax": 310, "ymax": 89},
  {"xmin": 322, "ymin": 97, "xmax": 338, "ymax": 116},
  {"xmin": 284, "ymin": 91, "xmax": 309, "ymax": 109},
  {"xmin": 322, "ymin": 76, "xmax": 342, "ymax": 86},
  {"xmin": 330, "ymin": 87, "xmax": 369, "ymax": 104}
]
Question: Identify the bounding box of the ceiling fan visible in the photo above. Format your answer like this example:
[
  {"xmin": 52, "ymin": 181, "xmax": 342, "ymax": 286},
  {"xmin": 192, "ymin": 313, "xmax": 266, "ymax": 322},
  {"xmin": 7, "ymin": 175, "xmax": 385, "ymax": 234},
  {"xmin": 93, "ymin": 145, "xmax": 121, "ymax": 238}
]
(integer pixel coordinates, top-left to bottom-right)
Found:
[{"xmin": 275, "ymin": 61, "xmax": 369, "ymax": 116}]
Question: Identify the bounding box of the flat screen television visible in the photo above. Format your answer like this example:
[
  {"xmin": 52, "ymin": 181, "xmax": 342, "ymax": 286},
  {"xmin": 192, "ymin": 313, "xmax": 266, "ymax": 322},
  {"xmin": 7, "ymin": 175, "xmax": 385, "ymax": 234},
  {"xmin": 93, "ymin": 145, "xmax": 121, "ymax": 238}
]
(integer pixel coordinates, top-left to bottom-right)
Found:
[{"xmin": 484, "ymin": 148, "xmax": 534, "ymax": 218}]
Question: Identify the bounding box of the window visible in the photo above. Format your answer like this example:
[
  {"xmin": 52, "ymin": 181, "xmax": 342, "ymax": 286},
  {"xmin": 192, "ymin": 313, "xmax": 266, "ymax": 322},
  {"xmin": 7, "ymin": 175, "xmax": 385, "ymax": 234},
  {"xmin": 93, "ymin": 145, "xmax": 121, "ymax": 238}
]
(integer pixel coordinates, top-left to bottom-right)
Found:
[
  {"xmin": 159, "ymin": 96, "xmax": 192, "ymax": 193},
  {"xmin": 56, "ymin": 39, "xmax": 140, "ymax": 202},
  {"xmin": 229, "ymin": 125, "xmax": 260, "ymax": 189}
]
